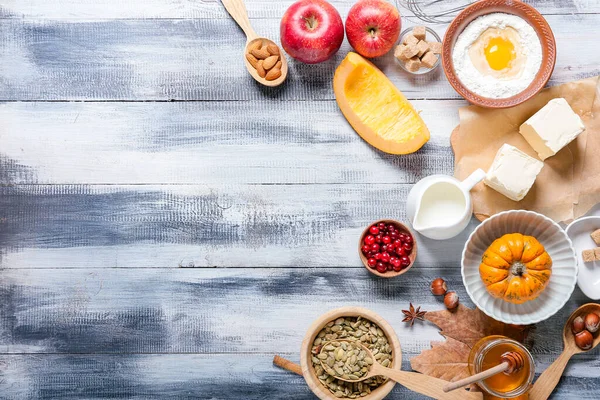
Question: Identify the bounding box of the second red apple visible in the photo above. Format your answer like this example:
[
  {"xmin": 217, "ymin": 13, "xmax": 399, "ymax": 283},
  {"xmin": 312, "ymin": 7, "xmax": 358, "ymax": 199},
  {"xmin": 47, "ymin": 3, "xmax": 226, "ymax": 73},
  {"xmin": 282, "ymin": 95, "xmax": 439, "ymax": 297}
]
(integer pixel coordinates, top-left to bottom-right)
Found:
[{"xmin": 345, "ymin": 0, "xmax": 401, "ymax": 58}]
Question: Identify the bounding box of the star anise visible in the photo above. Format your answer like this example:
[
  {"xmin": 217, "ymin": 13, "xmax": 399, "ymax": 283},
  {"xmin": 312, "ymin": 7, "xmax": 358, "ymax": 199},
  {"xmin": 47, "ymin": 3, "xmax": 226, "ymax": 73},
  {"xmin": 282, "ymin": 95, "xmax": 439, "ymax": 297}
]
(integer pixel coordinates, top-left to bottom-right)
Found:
[{"xmin": 402, "ymin": 303, "xmax": 427, "ymax": 326}]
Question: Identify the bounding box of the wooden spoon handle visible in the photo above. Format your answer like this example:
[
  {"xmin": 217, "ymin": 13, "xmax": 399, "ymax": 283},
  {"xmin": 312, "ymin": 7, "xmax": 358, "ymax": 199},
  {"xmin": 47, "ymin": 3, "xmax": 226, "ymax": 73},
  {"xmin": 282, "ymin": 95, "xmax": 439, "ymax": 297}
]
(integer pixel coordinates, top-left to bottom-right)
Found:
[
  {"xmin": 443, "ymin": 362, "xmax": 509, "ymax": 392},
  {"xmin": 372, "ymin": 366, "xmax": 483, "ymax": 400},
  {"xmin": 528, "ymin": 350, "xmax": 573, "ymax": 400},
  {"xmin": 221, "ymin": 0, "xmax": 258, "ymax": 41}
]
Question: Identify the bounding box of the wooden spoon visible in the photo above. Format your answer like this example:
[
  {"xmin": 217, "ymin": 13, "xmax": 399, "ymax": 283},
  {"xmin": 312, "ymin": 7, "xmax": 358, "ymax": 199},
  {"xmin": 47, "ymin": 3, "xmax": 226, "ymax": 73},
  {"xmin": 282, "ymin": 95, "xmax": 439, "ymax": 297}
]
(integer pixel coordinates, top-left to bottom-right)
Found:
[
  {"xmin": 529, "ymin": 303, "xmax": 600, "ymax": 400},
  {"xmin": 319, "ymin": 340, "xmax": 482, "ymax": 400},
  {"xmin": 443, "ymin": 351, "xmax": 525, "ymax": 392},
  {"xmin": 221, "ymin": 0, "xmax": 288, "ymax": 87}
]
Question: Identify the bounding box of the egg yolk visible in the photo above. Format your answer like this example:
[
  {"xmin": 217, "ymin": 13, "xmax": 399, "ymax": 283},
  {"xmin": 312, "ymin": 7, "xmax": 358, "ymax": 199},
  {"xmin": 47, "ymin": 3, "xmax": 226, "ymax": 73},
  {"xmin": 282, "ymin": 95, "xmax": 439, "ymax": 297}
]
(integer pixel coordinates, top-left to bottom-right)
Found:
[{"xmin": 484, "ymin": 36, "xmax": 515, "ymax": 71}]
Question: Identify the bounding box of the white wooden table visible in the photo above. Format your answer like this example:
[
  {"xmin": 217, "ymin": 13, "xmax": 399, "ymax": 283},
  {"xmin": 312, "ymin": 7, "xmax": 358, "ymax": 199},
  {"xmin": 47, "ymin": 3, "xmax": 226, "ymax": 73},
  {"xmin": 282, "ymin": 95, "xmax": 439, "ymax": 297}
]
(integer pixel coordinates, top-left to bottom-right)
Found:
[{"xmin": 0, "ymin": 0, "xmax": 599, "ymax": 398}]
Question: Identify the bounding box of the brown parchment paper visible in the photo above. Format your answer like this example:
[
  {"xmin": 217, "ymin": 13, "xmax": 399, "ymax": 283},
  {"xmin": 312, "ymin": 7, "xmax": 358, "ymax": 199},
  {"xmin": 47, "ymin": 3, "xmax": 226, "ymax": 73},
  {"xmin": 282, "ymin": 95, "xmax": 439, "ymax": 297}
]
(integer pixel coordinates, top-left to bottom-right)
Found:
[{"xmin": 451, "ymin": 76, "xmax": 600, "ymax": 223}]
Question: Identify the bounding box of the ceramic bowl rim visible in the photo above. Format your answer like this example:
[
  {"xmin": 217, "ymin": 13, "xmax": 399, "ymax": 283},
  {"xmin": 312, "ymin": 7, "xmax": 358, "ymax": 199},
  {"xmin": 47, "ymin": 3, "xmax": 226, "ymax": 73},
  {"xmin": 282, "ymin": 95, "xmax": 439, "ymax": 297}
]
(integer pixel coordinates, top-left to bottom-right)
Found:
[
  {"xmin": 441, "ymin": 0, "xmax": 556, "ymax": 108},
  {"xmin": 461, "ymin": 209, "xmax": 578, "ymax": 324}
]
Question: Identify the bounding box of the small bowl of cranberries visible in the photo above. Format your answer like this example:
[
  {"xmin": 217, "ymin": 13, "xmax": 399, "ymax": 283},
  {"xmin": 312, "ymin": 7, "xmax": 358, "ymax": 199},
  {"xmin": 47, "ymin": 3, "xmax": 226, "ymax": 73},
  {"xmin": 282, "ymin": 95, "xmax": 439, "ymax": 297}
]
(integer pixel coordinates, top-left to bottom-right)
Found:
[{"xmin": 359, "ymin": 219, "xmax": 417, "ymax": 278}]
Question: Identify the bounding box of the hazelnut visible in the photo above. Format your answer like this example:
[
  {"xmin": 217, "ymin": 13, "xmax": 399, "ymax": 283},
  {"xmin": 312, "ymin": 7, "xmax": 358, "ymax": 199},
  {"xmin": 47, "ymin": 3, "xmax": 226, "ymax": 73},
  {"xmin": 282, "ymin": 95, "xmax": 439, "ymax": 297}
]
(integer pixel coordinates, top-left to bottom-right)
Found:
[
  {"xmin": 444, "ymin": 291, "xmax": 459, "ymax": 310},
  {"xmin": 430, "ymin": 278, "xmax": 447, "ymax": 296},
  {"xmin": 571, "ymin": 316, "xmax": 586, "ymax": 334},
  {"xmin": 575, "ymin": 330, "xmax": 594, "ymax": 350},
  {"xmin": 585, "ymin": 312, "xmax": 600, "ymax": 333}
]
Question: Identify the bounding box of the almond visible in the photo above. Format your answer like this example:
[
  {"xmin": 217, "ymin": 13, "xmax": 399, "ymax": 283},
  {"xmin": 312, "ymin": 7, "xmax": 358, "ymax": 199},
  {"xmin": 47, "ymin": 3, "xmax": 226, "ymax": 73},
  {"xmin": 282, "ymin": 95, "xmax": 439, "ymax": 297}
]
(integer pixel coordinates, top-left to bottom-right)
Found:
[
  {"xmin": 245, "ymin": 53, "xmax": 259, "ymax": 69},
  {"xmin": 256, "ymin": 60, "xmax": 266, "ymax": 78},
  {"xmin": 251, "ymin": 48, "xmax": 270, "ymax": 60},
  {"xmin": 275, "ymin": 60, "xmax": 282, "ymax": 70},
  {"xmin": 265, "ymin": 67, "xmax": 281, "ymax": 81},
  {"xmin": 267, "ymin": 44, "xmax": 280, "ymax": 56},
  {"xmin": 263, "ymin": 55, "xmax": 278, "ymax": 70},
  {"xmin": 248, "ymin": 40, "xmax": 262, "ymax": 53}
]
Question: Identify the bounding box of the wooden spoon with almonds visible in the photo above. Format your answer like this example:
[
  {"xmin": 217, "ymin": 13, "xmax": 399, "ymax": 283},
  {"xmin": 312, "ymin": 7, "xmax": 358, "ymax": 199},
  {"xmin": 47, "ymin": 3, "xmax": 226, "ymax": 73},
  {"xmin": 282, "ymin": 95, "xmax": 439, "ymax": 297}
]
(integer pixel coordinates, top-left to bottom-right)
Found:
[
  {"xmin": 221, "ymin": 0, "xmax": 288, "ymax": 87},
  {"xmin": 319, "ymin": 340, "xmax": 483, "ymax": 400}
]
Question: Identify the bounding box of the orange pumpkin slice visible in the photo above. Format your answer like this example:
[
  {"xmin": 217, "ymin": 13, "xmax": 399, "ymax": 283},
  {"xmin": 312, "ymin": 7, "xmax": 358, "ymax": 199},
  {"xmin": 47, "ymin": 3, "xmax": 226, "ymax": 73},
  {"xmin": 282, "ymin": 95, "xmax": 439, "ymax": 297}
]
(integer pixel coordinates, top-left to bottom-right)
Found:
[{"xmin": 333, "ymin": 52, "xmax": 430, "ymax": 155}]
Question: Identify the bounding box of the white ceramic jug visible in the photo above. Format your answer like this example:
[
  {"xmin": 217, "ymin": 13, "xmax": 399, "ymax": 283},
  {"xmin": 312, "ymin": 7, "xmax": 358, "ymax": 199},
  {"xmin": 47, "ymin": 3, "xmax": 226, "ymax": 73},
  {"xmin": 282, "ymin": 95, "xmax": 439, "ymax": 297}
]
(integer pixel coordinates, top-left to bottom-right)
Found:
[{"xmin": 406, "ymin": 169, "xmax": 486, "ymax": 240}]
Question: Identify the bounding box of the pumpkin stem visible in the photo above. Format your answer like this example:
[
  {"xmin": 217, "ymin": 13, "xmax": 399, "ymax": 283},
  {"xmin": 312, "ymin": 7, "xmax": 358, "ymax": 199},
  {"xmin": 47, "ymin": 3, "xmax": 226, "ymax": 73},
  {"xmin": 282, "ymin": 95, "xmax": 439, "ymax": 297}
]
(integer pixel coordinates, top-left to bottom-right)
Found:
[{"xmin": 511, "ymin": 262, "xmax": 526, "ymax": 277}]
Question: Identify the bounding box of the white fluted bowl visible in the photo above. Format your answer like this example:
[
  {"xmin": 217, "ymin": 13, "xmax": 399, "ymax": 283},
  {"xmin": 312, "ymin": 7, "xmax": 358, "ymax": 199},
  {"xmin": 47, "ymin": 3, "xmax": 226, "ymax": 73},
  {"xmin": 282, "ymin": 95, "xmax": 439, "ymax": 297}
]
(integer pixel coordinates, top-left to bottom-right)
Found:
[{"xmin": 462, "ymin": 210, "xmax": 577, "ymax": 325}]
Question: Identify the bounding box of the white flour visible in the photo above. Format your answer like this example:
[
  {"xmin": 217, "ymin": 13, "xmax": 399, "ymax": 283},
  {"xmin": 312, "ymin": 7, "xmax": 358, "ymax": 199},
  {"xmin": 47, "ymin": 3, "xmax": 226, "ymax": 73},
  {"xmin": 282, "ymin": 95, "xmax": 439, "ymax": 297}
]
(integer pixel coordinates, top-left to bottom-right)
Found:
[{"xmin": 452, "ymin": 13, "xmax": 542, "ymax": 99}]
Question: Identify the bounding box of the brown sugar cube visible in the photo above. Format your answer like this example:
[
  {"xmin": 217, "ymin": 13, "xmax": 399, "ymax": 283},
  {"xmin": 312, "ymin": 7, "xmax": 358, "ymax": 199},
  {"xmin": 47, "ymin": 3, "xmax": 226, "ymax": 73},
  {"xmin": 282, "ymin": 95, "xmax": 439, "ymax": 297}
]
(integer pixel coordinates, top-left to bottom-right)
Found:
[
  {"xmin": 404, "ymin": 57, "xmax": 422, "ymax": 72},
  {"xmin": 591, "ymin": 229, "xmax": 600, "ymax": 245},
  {"xmin": 412, "ymin": 26, "xmax": 427, "ymax": 41},
  {"xmin": 583, "ymin": 249, "xmax": 596, "ymax": 263},
  {"xmin": 421, "ymin": 51, "xmax": 438, "ymax": 69},
  {"xmin": 595, "ymin": 248, "xmax": 600, "ymax": 261},
  {"xmin": 396, "ymin": 43, "xmax": 418, "ymax": 60},
  {"xmin": 394, "ymin": 44, "xmax": 410, "ymax": 61},
  {"xmin": 428, "ymin": 41, "xmax": 443, "ymax": 55},
  {"xmin": 403, "ymin": 33, "xmax": 419, "ymax": 46},
  {"xmin": 415, "ymin": 40, "xmax": 429, "ymax": 58}
]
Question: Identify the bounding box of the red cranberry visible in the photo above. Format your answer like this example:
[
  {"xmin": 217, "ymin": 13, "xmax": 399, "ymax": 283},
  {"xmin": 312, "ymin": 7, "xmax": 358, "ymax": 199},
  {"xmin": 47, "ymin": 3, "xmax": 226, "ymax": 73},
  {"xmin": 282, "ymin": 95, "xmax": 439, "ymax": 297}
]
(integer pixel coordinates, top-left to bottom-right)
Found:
[
  {"xmin": 399, "ymin": 233, "xmax": 408, "ymax": 241},
  {"xmin": 381, "ymin": 252, "xmax": 390, "ymax": 263},
  {"xmin": 400, "ymin": 256, "xmax": 410, "ymax": 267},
  {"xmin": 390, "ymin": 231, "xmax": 399, "ymax": 239},
  {"xmin": 404, "ymin": 235, "xmax": 413, "ymax": 244},
  {"xmin": 403, "ymin": 243, "xmax": 413, "ymax": 252},
  {"xmin": 378, "ymin": 222, "xmax": 386, "ymax": 230},
  {"xmin": 369, "ymin": 225, "xmax": 379, "ymax": 235},
  {"xmin": 392, "ymin": 258, "xmax": 401, "ymax": 267},
  {"xmin": 370, "ymin": 243, "xmax": 380, "ymax": 252},
  {"xmin": 376, "ymin": 263, "xmax": 387, "ymax": 273},
  {"xmin": 361, "ymin": 244, "xmax": 370, "ymax": 254},
  {"xmin": 364, "ymin": 235, "xmax": 375, "ymax": 245},
  {"xmin": 382, "ymin": 236, "xmax": 391, "ymax": 244},
  {"xmin": 392, "ymin": 263, "xmax": 402, "ymax": 272},
  {"xmin": 387, "ymin": 263, "xmax": 394, "ymax": 271},
  {"xmin": 386, "ymin": 223, "xmax": 395, "ymax": 230},
  {"xmin": 396, "ymin": 247, "xmax": 406, "ymax": 257},
  {"xmin": 367, "ymin": 258, "xmax": 377, "ymax": 268},
  {"xmin": 374, "ymin": 253, "xmax": 382, "ymax": 260},
  {"xmin": 393, "ymin": 239, "xmax": 402, "ymax": 248},
  {"xmin": 389, "ymin": 256, "xmax": 398, "ymax": 265},
  {"xmin": 375, "ymin": 234, "xmax": 383, "ymax": 243}
]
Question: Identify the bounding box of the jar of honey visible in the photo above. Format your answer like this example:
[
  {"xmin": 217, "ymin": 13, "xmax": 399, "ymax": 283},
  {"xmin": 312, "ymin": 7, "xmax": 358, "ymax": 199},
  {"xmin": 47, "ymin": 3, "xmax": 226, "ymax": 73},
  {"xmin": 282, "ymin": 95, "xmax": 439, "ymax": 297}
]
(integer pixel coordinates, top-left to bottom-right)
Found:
[{"xmin": 468, "ymin": 335, "xmax": 534, "ymax": 398}]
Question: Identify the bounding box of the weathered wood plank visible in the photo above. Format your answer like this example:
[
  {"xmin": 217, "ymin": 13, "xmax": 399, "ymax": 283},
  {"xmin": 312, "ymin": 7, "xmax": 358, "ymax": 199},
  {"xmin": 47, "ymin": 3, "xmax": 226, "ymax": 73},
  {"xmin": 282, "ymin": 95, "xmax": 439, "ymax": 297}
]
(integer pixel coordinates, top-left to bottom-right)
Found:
[
  {"xmin": 0, "ymin": 267, "xmax": 595, "ymax": 359},
  {"xmin": 0, "ymin": 15, "xmax": 598, "ymax": 101},
  {"xmin": 0, "ymin": 184, "xmax": 482, "ymax": 269},
  {"xmin": 0, "ymin": 0, "xmax": 596, "ymax": 19},
  {"xmin": 0, "ymin": 100, "xmax": 458, "ymax": 185},
  {"xmin": 0, "ymin": 353, "xmax": 597, "ymax": 399}
]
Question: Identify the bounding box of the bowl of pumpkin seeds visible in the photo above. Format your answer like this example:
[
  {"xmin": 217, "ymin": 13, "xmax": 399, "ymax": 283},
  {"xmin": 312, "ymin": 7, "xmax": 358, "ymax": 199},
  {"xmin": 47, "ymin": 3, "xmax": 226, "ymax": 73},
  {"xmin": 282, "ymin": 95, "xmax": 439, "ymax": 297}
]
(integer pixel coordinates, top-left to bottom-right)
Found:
[{"xmin": 300, "ymin": 307, "xmax": 401, "ymax": 400}]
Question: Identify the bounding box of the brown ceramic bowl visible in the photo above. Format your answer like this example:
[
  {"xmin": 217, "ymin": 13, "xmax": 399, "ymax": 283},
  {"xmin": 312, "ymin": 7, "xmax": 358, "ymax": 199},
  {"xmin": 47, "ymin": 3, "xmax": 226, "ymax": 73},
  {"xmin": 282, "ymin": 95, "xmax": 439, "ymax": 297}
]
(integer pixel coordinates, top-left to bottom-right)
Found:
[
  {"xmin": 300, "ymin": 307, "xmax": 402, "ymax": 400},
  {"xmin": 358, "ymin": 219, "xmax": 417, "ymax": 278},
  {"xmin": 442, "ymin": 0, "xmax": 556, "ymax": 108}
]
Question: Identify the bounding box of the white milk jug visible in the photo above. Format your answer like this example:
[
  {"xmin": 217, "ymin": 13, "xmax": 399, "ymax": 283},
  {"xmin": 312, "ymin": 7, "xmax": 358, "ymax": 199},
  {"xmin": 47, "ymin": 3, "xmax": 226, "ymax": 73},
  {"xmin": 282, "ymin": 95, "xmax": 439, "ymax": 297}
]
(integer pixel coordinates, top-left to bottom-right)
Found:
[{"xmin": 406, "ymin": 169, "xmax": 486, "ymax": 240}]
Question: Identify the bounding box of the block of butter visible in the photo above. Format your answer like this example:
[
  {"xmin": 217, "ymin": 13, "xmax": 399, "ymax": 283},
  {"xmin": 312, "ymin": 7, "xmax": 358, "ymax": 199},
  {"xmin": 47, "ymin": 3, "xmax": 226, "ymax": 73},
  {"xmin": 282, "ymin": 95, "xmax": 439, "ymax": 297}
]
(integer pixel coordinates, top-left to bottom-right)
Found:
[
  {"xmin": 484, "ymin": 144, "xmax": 544, "ymax": 202},
  {"xmin": 519, "ymin": 98, "xmax": 585, "ymax": 160}
]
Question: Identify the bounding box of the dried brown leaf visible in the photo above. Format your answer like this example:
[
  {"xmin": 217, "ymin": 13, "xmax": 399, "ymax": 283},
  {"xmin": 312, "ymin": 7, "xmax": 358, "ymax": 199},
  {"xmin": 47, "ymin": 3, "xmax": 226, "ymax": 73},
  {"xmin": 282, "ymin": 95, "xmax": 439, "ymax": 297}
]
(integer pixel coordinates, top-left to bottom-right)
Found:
[
  {"xmin": 410, "ymin": 336, "xmax": 478, "ymax": 390},
  {"xmin": 424, "ymin": 304, "xmax": 531, "ymax": 347}
]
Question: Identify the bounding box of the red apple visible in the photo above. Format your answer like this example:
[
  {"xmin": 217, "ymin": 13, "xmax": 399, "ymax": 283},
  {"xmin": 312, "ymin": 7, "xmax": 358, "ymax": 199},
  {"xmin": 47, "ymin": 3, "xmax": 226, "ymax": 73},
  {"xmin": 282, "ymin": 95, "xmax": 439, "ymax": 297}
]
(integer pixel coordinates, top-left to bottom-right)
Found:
[
  {"xmin": 345, "ymin": 0, "xmax": 401, "ymax": 58},
  {"xmin": 280, "ymin": 0, "xmax": 344, "ymax": 64}
]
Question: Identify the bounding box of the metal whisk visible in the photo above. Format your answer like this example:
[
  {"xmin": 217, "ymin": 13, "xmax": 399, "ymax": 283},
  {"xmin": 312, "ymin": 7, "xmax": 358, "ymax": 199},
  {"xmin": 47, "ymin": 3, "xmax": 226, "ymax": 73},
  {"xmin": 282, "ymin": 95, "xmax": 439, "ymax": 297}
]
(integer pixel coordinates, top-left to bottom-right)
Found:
[{"xmin": 396, "ymin": 0, "xmax": 476, "ymax": 24}]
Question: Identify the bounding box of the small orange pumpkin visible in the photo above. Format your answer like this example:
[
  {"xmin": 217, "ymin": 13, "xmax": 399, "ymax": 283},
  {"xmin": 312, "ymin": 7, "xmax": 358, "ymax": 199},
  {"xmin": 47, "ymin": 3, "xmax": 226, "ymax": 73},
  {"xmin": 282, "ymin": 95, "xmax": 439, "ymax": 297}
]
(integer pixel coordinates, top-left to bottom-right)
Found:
[{"xmin": 479, "ymin": 233, "xmax": 552, "ymax": 304}]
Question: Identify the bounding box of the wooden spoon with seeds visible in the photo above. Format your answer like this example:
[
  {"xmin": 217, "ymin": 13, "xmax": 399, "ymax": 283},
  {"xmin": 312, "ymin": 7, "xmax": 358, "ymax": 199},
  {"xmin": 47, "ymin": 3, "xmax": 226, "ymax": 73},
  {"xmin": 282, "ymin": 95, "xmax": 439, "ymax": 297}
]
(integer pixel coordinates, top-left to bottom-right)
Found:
[
  {"xmin": 529, "ymin": 303, "xmax": 600, "ymax": 400},
  {"xmin": 221, "ymin": 0, "xmax": 288, "ymax": 87},
  {"xmin": 319, "ymin": 340, "xmax": 483, "ymax": 400}
]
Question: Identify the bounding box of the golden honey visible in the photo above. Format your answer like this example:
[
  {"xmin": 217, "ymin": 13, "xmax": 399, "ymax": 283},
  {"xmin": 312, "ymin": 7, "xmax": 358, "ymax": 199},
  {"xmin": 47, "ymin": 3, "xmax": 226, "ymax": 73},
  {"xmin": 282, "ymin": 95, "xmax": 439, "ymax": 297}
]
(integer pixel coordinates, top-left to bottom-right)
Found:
[{"xmin": 468, "ymin": 335, "xmax": 534, "ymax": 398}]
